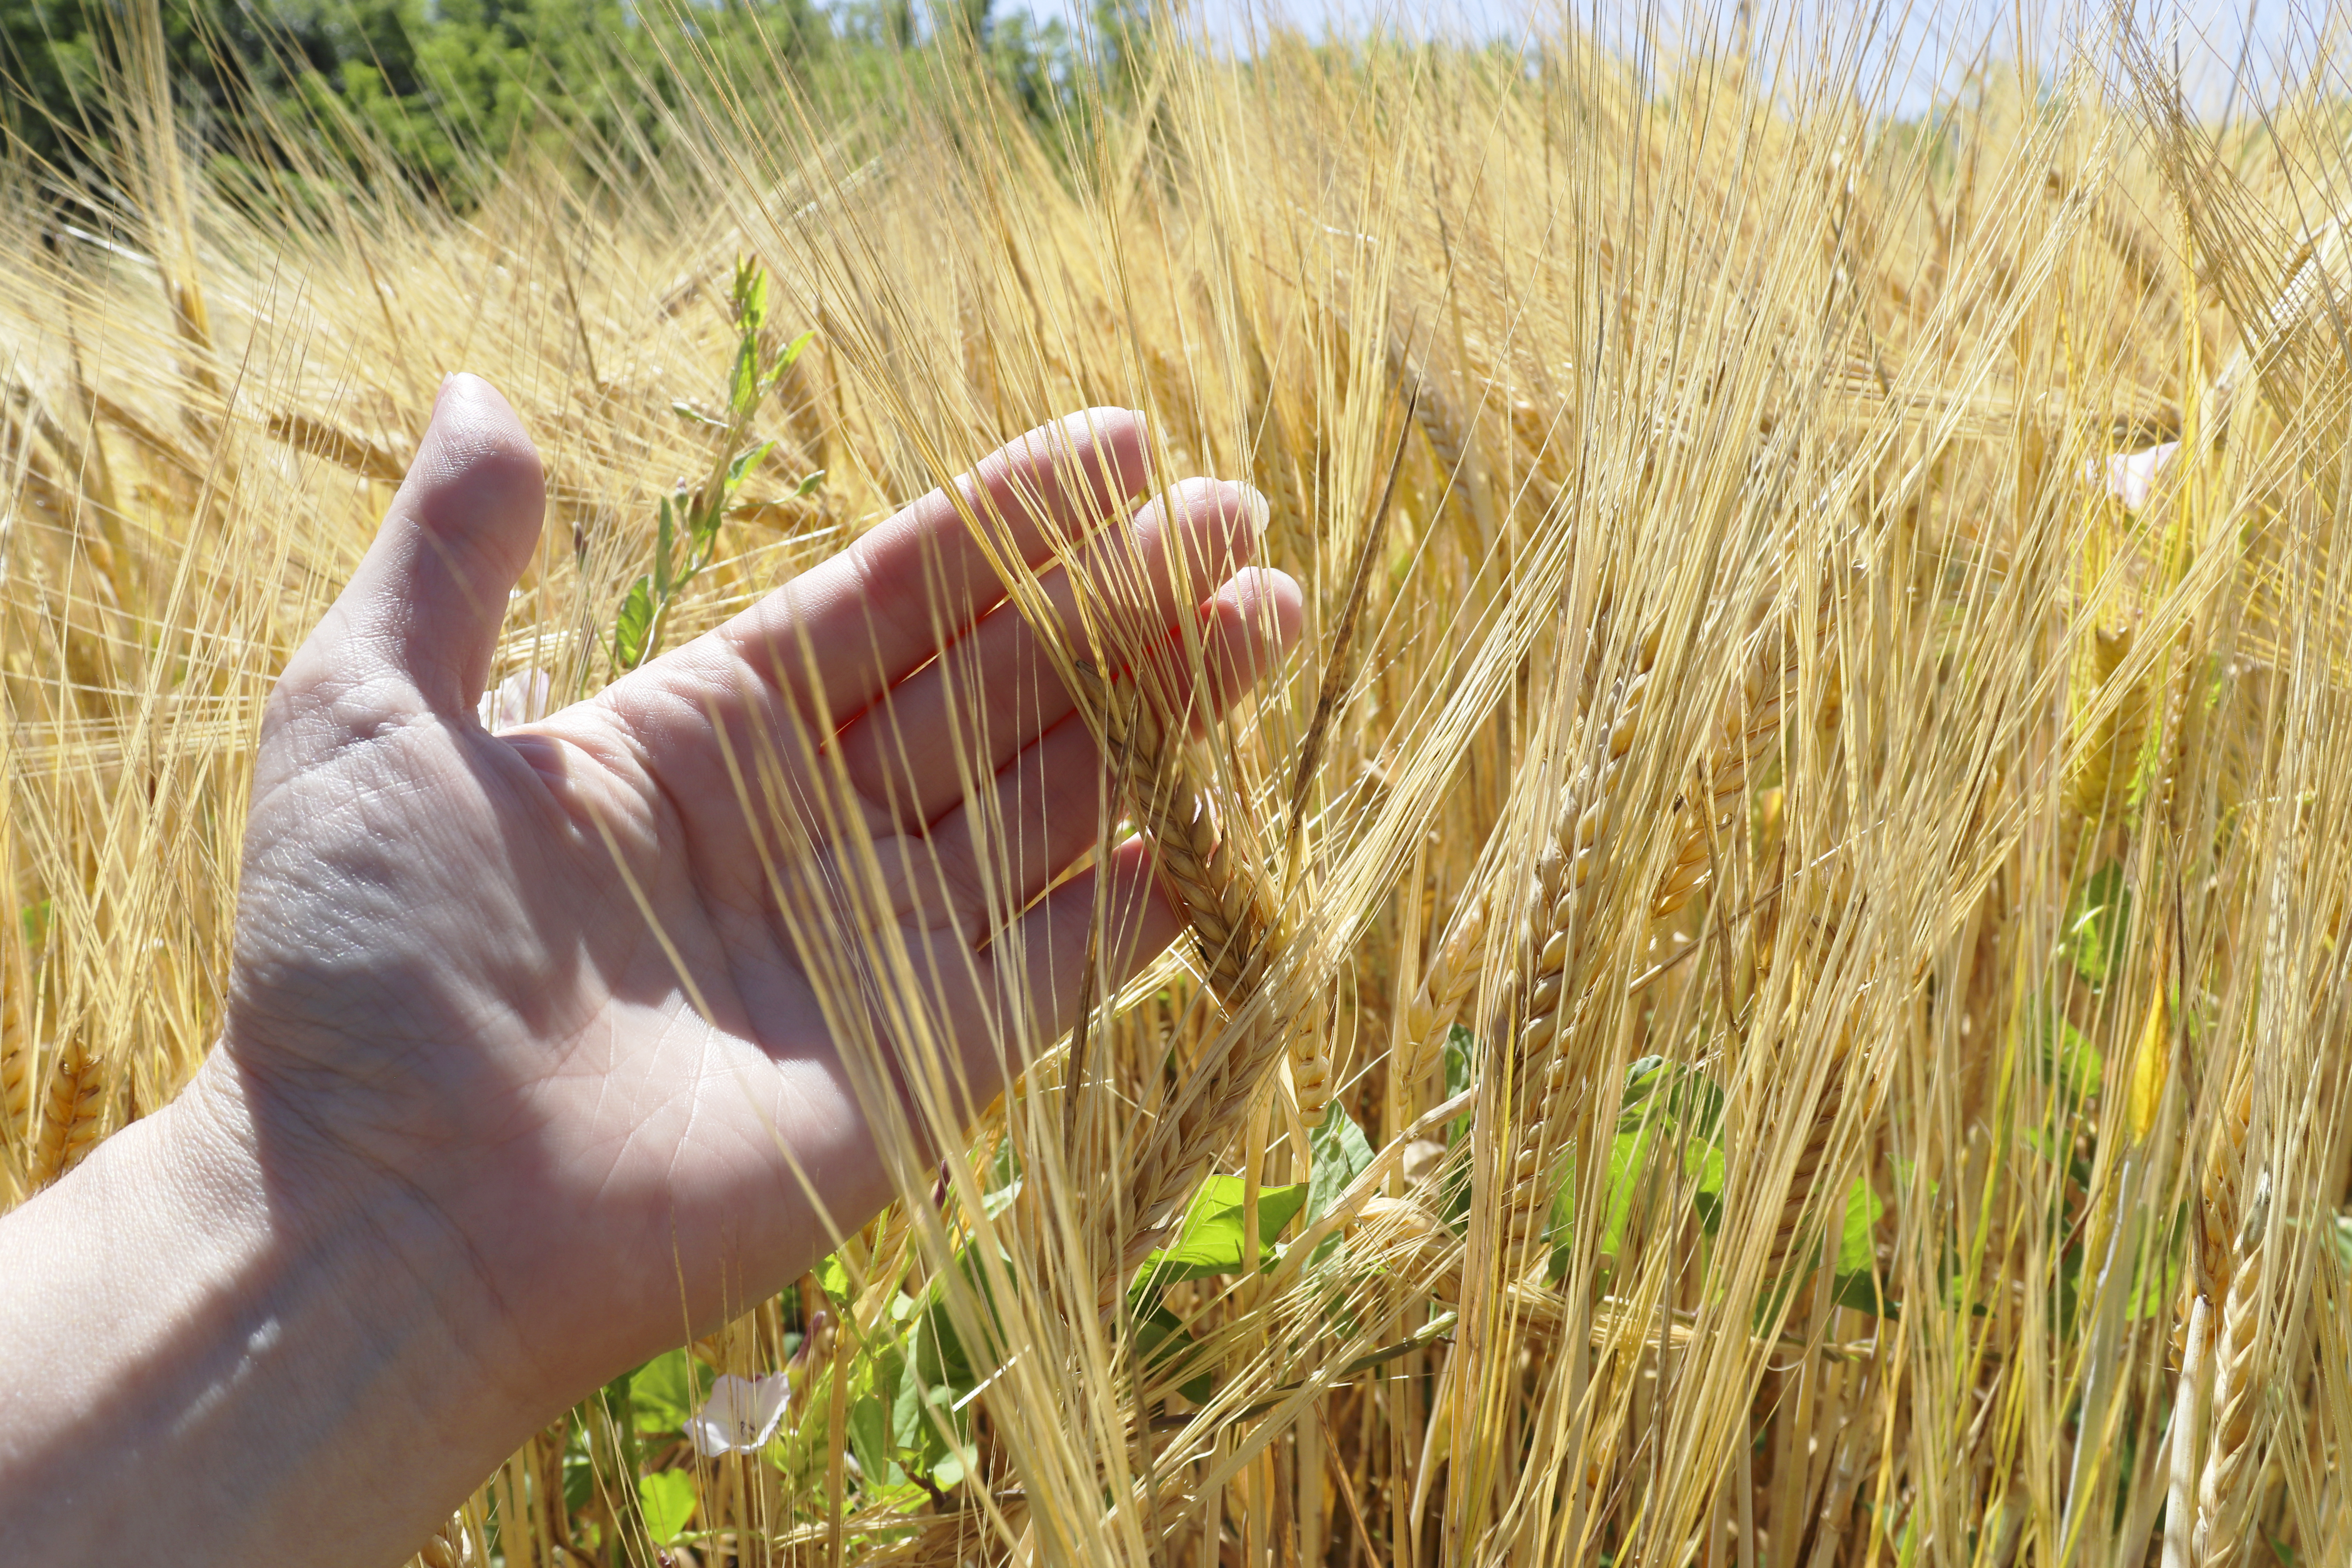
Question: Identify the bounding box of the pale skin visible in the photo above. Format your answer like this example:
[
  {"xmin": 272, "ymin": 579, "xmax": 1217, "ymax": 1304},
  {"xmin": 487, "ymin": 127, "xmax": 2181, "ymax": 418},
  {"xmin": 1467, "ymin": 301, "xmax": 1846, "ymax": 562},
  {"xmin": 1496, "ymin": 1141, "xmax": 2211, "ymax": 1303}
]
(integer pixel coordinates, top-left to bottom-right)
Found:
[{"xmin": 0, "ymin": 377, "xmax": 1300, "ymax": 1563}]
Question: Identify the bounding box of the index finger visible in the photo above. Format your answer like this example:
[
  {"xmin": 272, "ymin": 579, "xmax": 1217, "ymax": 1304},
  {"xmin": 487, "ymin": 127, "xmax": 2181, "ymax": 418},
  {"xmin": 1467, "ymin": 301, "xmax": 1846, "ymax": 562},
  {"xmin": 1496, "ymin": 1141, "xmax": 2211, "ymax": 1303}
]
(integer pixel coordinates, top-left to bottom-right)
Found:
[{"xmin": 713, "ymin": 407, "xmax": 1148, "ymax": 728}]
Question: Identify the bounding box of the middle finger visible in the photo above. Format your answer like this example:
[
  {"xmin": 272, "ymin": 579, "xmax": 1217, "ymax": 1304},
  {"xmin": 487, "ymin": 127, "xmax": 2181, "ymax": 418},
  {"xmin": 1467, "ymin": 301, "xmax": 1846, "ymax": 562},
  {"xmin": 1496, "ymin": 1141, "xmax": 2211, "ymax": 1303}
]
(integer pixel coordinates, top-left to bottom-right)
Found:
[{"xmin": 832, "ymin": 476, "xmax": 1267, "ymax": 831}]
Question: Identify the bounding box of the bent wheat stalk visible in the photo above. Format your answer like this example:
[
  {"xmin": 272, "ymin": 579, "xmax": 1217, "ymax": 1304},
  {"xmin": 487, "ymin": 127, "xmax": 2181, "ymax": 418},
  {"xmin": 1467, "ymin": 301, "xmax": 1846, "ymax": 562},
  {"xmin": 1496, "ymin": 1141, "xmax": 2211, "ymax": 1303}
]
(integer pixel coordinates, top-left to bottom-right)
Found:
[{"xmin": 1068, "ymin": 661, "xmax": 1290, "ymax": 1286}]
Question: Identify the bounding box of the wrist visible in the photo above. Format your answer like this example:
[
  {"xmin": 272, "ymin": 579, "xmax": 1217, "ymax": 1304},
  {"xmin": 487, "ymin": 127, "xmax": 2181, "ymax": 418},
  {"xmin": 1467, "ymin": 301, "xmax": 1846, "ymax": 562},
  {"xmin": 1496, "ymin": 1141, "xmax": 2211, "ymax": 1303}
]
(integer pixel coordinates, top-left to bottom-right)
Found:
[{"xmin": 0, "ymin": 1053, "xmax": 539, "ymax": 1564}]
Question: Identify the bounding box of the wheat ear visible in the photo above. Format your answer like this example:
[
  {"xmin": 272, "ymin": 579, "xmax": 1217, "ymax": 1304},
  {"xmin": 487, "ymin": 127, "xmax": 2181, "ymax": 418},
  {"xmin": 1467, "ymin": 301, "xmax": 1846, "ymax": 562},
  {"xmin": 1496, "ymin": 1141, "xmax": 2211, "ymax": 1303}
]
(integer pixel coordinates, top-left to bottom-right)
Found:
[
  {"xmin": 1499, "ymin": 646, "xmax": 1658, "ymax": 1250},
  {"xmin": 2175, "ymin": 1062, "xmax": 2255, "ymax": 1359},
  {"xmin": 1396, "ymin": 889, "xmax": 1488, "ymax": 1093},
  {"xmin": 1653, "ymin": 623, "xmax": 1793, "ymax": 921},
  {"xmin": 2161, "ymin": 1291, "xmax": 2211, "ymax": 1568},
  {"xmin": 2192, "ymin": 1169, "xmax": 2271, "ymax": 1568},
  {"xmin": 1278, "ymin": 411, "xmax": 1410, "ymax": 1128},
  {"xmin": 1385, "ymin": 336, "xmax": 1468, "ymax": 489},
  {"xmin": 1499, "ymin": 613, "xmax": 1793, "ymax": 1250},
  {"xmin": 2151, "ymin": 619, "xmax": 2203, "ymax": 839},
  {"xmin": 416, "ymin": 1512, "xmax": 472, "ymax": 1568},
  {"xmin": 1069, "ymin": 662, "xmax": 1289, "ymax": 1276},
  {"xmin": 1, "ymin": 950, "xmax": 31, "ymax": 1149},
  {"xmin": 1242, "ymin": 316, "xmax": 1313, "ymax": 566},
  {"xmin": 2069, "ymin": 622, "xmax": 2151, "ymax": 820},
  {"xmin": 31, "ymin": 1038, "xmax": 103, "ymax": 1187},
  {"xmin": 1760, "ymin": 1048, "xmax": 1849, "ymax": 1287}
]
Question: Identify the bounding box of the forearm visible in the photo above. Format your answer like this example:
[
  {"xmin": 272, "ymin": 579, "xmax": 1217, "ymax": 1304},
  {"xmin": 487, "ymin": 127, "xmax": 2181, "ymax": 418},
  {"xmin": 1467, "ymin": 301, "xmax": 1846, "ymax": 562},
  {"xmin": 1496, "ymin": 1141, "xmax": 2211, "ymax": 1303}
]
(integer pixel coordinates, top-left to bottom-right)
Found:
[{"xmin": 0, "ymin": 1058, "xmax": 524, "ymax": 1566}]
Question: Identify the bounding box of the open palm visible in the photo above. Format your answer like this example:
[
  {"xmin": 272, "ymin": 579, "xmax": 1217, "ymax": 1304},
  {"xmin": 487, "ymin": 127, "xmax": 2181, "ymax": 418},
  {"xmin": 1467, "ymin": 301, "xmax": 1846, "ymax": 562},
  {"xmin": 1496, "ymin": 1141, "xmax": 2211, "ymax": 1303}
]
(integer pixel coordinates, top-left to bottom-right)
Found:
[{"xmin": 225, "ymin": 377, "xmax": 1298, "ymax": 1402}]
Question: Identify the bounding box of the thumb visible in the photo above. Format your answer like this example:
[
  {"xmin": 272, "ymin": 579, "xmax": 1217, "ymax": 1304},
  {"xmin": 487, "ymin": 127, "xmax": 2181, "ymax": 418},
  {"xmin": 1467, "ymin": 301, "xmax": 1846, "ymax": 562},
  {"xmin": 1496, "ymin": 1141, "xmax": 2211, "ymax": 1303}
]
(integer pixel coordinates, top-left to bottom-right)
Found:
[{"xmin": 324, "ymin": 374, "xmax": 546, "ymax": 717}]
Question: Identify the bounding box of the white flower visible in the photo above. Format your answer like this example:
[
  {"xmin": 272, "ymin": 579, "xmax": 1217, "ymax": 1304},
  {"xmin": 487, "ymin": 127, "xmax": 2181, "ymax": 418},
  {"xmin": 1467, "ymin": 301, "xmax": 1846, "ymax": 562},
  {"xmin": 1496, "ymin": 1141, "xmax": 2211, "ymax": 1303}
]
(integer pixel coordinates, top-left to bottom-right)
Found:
[
  {"xmin": 476, "ymin": 667, "xmax": 551, "ymax": 733},
  {"xmin": 2083, "ymin": 442, "xmax": 2178, "ymax": 512},
  {"xmin": 684, "ymin": 1372, "xmax": 791, "ymax": 1457}
]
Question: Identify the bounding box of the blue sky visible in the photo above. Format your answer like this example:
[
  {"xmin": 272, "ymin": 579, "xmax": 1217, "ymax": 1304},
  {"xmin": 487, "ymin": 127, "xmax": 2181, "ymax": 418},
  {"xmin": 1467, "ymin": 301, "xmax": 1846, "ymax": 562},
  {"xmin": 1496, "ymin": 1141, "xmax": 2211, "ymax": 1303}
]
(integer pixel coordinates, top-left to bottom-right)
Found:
[{"xmin": 994, "ymin": 1, "xmax": 2309, "ymax": 118}]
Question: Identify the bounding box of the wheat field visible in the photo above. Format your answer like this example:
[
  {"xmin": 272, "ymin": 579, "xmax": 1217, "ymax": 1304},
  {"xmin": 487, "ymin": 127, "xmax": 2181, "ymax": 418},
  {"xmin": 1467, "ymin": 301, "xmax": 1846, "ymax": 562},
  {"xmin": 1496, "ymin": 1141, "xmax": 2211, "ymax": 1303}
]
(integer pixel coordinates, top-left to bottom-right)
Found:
[{"xmin": 4, "ymin": 4, "xmax": 2351, "ymax": 1565}]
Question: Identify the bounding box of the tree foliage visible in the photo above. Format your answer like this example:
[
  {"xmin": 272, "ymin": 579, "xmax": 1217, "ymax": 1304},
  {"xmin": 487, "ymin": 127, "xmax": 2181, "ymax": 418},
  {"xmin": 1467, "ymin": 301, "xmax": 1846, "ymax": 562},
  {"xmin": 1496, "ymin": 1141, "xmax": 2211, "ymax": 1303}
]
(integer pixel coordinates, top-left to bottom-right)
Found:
[{"xmin": 0, "ymin": 0, "xmax": 1106, "ymax": 202}]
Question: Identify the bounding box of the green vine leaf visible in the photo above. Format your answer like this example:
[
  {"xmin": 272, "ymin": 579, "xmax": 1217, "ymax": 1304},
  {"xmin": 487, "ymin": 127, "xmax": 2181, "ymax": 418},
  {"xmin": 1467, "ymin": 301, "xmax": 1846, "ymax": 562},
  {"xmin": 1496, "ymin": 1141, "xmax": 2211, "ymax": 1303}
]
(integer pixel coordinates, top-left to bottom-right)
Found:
[
  {"xmin": 1135, "ymin": 1176, "xmax": 1309, "ymax": 1288},
  {"xmin": 613, "ymin": 575, "xmax": 654, "ymax": 671},
  {"xmin": 637, "ymin": 1470, "xmax": 696, "ymax": 1543}
]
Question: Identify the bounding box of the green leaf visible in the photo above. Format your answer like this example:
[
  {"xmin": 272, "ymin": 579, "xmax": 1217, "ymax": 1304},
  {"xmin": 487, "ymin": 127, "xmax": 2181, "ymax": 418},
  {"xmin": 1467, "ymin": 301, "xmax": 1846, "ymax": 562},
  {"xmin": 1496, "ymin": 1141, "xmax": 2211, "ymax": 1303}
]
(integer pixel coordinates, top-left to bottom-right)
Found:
[
  {"xmin": 1307, "ymin": 1103, "xmax": 1376, "ymax": 1224},
  {"xmin": 2035, "ymin": 1008, "xmax": 2105, "ymax": 1103},
  {"xmin": 1135, "ymin": 1299, "xmax": 1214, "ymax": 1404},
  {"xmin": 629, "ymin": 1347, "xmax": 699, "ymax": 1435},
  {"xmin": 2066, "ymin": 862, "xmax": 2133, "ymax": 986},
  {"xmin": 1443, "ymin": 1023, "xmax": 1476, "ymax": 1147},
  {"xmin": 1837, "ymin": 1176, "xmax": 1884, "ymax": 1275},
  {"xmin": 893, "ymin": 1317, "xmax": 967, "ymax": 1478},
  {"xmin": 1303, "ymin": 1102, "xmax": 1377, "ymax": 1270},
  {"xmin": 1544, "ymin": 1171, "xmax": 1577, "ymax": 1283},
  {"xmin": 1688, "ymin": 1136, "xmax": 1727, "ymax": 1237},
  {"xmin": 637, "ymin": 1470, "xmax": 696, "ymax": 1544},
  {"xmin": 1601, "ymin": 1124, "xmax": 1657, "ymax": 1257},
  {"xmin": 670, "ymin": 399, "xmax": 724, "ymax": 428},
  {"xmin": 730, "ymin": 336, "xmax": 763, "ymax": 420},
  {"xmin": 727, "ymin": 438, "xmax": 778, "ymax": 494},
  {"xmin": 613, "ymin": 576, "xmax": 654, "ymax": 671},
  {"xmin": 561, "ymin": 1430, "xmax": 595, "ymax": 1513},
  {"xmin": 1444, "ymin": 1024, "xmax": 1475, "ymax": 1098},
  {"xmin": 2130, "ymin": 1229, "xmax": 2185, "ymax": 1322},
  {"xmin": 983, "ymin": 1137, "xmax": 1022, "ymax": 1219},
  {"xmin": 1831, "ymin": 1269, "xmax": 1897, "ymax": 1318},
  {"xmin": 848, "ymin": 1393, "xmax": 900, "ymax": 1489},
  {"xmin": 732, "ymin": 257, "xmax": 769, "ymax": 332},
  {"xmin": 1615, "ymin": 1055, "xmax": 1669, "ymax": 1131},
  {"xmin": 655, "ymin": 494, "xmax": 676, "ymax": 598},
  {"xmin": 795, "ymin": 468, "xmax": 828, "ymax": 499},
  {"xmin": 850, "ymin": 1341, "xmax": 907, "ymax": 1488},
  {"xmin": 1137, "ymin": 1176, "xmax": 1310, "ymax": 1285},
  {"xmin": 774, "ymin": 326, "xmax": 817, "ymax": 379}
]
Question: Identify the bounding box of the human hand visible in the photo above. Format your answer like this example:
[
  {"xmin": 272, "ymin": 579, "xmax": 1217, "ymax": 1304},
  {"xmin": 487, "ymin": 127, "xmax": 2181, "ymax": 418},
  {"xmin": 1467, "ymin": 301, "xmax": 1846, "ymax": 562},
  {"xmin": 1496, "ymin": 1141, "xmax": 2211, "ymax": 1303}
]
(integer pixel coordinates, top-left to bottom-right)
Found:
[
  {"xmin": 233, "ymin": 374, "xmax": 1300, "ymax": 1384},
  {"xmin": 0, "ymin": 376, "xmax": 1297, "ymax": 1562}
]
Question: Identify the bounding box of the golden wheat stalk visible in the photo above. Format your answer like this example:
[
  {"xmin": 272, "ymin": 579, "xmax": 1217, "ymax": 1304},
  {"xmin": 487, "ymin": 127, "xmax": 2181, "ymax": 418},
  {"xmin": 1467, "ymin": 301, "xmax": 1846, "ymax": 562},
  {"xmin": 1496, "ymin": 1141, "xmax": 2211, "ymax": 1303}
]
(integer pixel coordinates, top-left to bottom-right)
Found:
[
  {"xmin": 1744, "ymin": 849, "xmax": 1864, "ymax": 1291},
  {"xmin": 1760, "ymin": 1048, "xmax": 1849, "ymax": 1287},
  {"xmin": 2161, "ymin": 1291, "xmax": 2212, "ymax": 1568}
]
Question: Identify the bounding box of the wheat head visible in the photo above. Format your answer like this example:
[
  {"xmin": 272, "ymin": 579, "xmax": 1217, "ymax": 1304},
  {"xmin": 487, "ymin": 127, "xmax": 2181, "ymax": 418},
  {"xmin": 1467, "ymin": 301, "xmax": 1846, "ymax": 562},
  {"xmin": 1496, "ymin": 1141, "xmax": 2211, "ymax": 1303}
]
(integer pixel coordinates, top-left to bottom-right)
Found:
[{"xmin": 2192, "ymin": 1170, "xmax": 2272, "ymax": 1568}]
